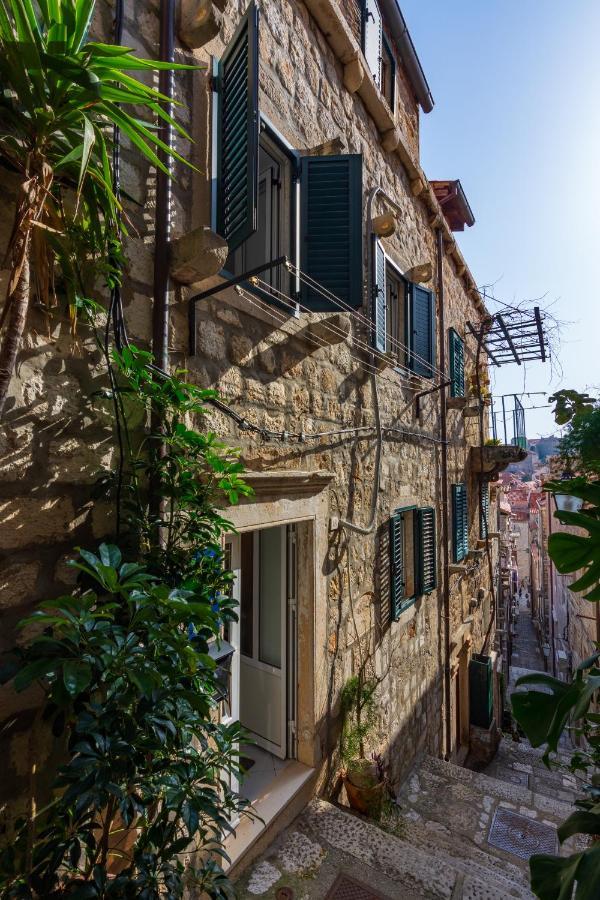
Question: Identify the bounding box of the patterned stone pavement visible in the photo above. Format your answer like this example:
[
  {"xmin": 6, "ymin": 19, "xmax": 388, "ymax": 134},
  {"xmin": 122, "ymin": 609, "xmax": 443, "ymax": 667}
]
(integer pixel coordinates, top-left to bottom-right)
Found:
[{"xmin": 234, "ymin": 594, "xmax": 582, "ymax": 899}]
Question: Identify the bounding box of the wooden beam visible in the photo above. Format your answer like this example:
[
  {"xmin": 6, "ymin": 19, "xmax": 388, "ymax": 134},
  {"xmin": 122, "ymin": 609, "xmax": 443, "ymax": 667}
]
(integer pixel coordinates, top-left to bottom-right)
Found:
[{"xmin": 534, "ymin": 306, "xmax": 546, "ymax": 362}]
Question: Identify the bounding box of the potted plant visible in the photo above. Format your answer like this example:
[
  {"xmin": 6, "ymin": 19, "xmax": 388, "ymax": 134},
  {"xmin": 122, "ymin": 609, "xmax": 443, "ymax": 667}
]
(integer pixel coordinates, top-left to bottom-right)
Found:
[{"xmin": 339, "ymin": 674, "xmax": 386, "ymax": 817}]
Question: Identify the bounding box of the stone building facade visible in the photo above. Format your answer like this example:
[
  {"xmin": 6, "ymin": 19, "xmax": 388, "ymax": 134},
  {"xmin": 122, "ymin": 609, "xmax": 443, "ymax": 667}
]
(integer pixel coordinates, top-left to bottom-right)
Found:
[{"xmin": 0, "ymin": 0, "xmax": 509, "ymax": 869}]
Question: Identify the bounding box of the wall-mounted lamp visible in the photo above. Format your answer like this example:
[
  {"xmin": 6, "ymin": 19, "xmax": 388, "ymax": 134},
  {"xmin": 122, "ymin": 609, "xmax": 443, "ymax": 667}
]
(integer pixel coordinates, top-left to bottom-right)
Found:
[{"xmin": 372, "ymin": 210, "xmax": 397, "ymax": 238}]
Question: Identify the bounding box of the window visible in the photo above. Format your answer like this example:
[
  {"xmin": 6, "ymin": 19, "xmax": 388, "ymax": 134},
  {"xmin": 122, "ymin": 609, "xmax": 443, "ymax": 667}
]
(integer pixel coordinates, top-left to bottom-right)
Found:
[
  {"xmin": 225, "ymin": 131, "xmax": 293, "ymax": 294},
  {"xmin": 480, "ymin": 481, "xmax": 490, "ymax": 539},
  {"xmin": 362, "ymin": 0, "xmax": 383, "ymax": 88},
  {"xmin": 449, "ymin": 328, "xmax": 465, "ymax": 397},
  {"xmin": 381, "ymin": 34, "xmax": 395, "ymax": 109},
  {"xmin": 390, "ymin": 506, "xmax": 437, "ymax": 619},
  {"xmin": 217, "ymin": 3, "xmax": 364, "ymax": 312},
  {"xmin": 372, "ymin": 241, "xmax": 435, "ymax": 376},
  {"xmin": 452, "ymin": 483, "xmax": 468, "ymax": 562}
]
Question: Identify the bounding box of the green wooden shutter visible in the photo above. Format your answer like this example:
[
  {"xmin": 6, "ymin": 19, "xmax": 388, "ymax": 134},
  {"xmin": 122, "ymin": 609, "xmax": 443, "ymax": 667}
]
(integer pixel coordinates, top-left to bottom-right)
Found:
[
  {"xmin": 410, "ymin": 283, "xmax": 435, "ymax": 378},
  {"xmin": 216, "ymin": 2, "xmax": 259, "ymax": 252},
  {"xmin": 363, "ymin": 0, "xmax": 382, "ymax": 88},
  {"xmin": 389, "ymin": 512, "xmax": 404, "ymax": 620},
  {"xmin": 452, "ymin": 483, "xmax": 468, "ymax": 562},
  {"xmin": 372, "ymin": 236, "xmax": 386, "ymax": 351},
  {"xmin": 449, "ymin": 328, "xmax": 465, "ymax": 397},
  {"xmin": 417, "ymin": 507, "xmax": 436, "ymax": 594},
  {"xmin": 480, "ymin": 481, "xmax": 490, "ymax": 539},
  {"xmin": 300, "ymin": 154, "xmax": 363, "ymax": 311}
]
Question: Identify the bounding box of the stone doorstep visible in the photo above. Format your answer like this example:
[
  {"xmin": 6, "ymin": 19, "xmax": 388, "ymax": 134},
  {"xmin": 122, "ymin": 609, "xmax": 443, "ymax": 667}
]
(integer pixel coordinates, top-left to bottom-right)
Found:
[{"xmin": 225, "ymin": 761, "xmax": 315, "ymax": 878}]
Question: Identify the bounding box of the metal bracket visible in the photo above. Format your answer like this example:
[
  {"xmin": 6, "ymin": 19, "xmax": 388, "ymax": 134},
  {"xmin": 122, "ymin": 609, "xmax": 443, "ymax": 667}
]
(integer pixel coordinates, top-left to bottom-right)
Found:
[{"xmin": 188, "ymin": 255, "xmax": 288, "ymax": 355}]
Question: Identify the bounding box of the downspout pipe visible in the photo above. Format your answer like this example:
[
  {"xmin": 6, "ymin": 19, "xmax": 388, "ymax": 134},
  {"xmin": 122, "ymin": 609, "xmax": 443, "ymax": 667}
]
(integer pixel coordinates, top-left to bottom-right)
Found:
[
  {"xmin": 436, "ymin": 227, "xmax": 452, "ymax": 760},
  {"xmin": 152, "ymin": 0, "xmax": 174, "ymax": 372},
  {"xmin": 378, "ymin": 0, "xmax": 434, "ymax": 113},
  {"xmin": 150, "ymin": 0, "xmax": 174, "ymax": 534}
]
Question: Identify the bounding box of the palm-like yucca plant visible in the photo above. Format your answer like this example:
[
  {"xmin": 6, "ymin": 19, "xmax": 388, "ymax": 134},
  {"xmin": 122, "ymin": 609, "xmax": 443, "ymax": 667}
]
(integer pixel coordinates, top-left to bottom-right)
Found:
[{"xmin": 0, "ymin": 0, "xmax": 195, "ymax": 414}]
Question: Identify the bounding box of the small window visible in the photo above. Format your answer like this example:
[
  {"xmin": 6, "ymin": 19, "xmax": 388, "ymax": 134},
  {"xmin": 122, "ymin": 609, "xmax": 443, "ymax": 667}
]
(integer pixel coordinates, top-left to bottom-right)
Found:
[
  {"xmin": 480, "ymin": 481, "xmax": 490, "ymax": 539},
  {"xmin": 372, "ymin": 243, "xmax": 435, "ymax": 375},
  {"xmin": 381, "ymin": 35, "xmax": 395, "ymax": 109},
  {"xmin": 449, "ymin": 328, "xmax": 465, "ymax": 397},
  {"xmin": 390, "ymin": 506, "xmax": 437, "ymax": 620},
  {"xmin": 452, "ymin": 484, "xmax": 468, "ymax": 563}
]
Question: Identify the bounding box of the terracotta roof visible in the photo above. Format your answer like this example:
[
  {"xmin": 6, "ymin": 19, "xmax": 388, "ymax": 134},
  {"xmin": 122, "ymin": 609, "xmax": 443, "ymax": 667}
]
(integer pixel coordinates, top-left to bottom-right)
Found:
[{"xmin": 430, "ymin": 180, "xmax": 475, "ymax": 231}]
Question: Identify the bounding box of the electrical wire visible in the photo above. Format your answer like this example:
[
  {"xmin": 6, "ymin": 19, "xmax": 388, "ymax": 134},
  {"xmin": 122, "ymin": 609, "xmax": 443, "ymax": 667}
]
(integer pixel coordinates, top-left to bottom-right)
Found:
[
  {"xmin": 236, "ymin": 283, "xmax": 429, "ymax": 394},
  {"xmin": 287, "ymin": 261, "xmax": 451, "ymax": 383},
  {"xmin": 248, "ymin": 274, "xmax": 447, "ymax": 391}
]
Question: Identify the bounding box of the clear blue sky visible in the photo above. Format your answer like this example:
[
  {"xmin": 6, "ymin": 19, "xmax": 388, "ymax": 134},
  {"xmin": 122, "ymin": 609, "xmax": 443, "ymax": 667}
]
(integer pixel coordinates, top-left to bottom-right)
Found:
[{"xmin": 401, "ymin": 0, "xmax": 600, "ymax": 438}]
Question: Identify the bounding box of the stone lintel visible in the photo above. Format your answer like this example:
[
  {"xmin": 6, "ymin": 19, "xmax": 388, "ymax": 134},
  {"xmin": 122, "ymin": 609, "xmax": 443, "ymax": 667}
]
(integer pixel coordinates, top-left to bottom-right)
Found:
[
  {"xmin": 239, "ymin": 469, "xmax": 335, "ymax": 499},
  {"xmin": 303, "ymin": 136, "xmax": 346, "ymax": 156},
  {"xmin": 169, "ymin": 226, "xmax": 228, "ymax": 285}
]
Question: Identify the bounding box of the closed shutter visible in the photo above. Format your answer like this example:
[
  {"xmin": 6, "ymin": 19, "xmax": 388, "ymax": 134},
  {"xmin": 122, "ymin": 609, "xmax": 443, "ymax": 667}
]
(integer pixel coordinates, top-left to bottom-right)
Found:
[
  {"xmin": 452, "ymin": 483, "xmax": 468, "ymax": 562},
  {"xmin": 363, "ymin": 0, "xmax": 382, "ymax": 87},
  {"xmin": 449, "ymin": 328, "xmax": 465, "ymax": 397},
  {"xmin": 300, "ymin": 154, "xmax": 363, "ymax": 310},
  {"xmin": 480, "ymin": 481, "xmax": 490, "ymax": 539},
  {"xmin": 216, "ymin": 3, "xmax": 259, "ymax": 252},
  {"xmin": 372, "ymin": 237, "xmax": 386, "ymax": 351},
  {"xmin": 417, "ymin": 507, "xmax": 436, "ymax": 594},
  {"xmin": 410, "ymin": 283, "xmax": 436, "ymax": 378},
  {"xmin": 389, "ymin": 512, "xmax": 404, "ymax": 620}
]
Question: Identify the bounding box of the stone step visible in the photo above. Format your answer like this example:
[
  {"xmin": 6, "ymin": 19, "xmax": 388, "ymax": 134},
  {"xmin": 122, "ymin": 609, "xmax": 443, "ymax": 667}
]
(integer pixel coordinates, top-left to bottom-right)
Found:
[
  {"xmin": 235, "ymin": 797, "xmax": 539, "ymax": 898},
  {"xmin": 483, "ymin": 739, "xmax": 579, "ymax": 805}
]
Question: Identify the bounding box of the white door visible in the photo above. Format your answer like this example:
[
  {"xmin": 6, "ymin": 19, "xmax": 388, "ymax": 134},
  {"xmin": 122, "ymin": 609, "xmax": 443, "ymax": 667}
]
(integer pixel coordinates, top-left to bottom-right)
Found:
[
  {"xmin": 239, "ymin": 526, "xmax": 288, "ymax": 759},
  {"xmin": 222, "ymin": 536, "xmax": 241, "ymax": 804}
]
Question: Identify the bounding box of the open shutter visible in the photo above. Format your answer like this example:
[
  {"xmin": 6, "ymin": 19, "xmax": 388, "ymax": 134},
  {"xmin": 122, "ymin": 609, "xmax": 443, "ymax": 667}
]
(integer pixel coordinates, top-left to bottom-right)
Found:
[
  {"xmin": 449, "ymin": 328, "xmax": 465, "ymax": 397},
  {"xmin": 452, "ymin": 484, "xmax": 468, "ymax": 562},
  {"xmin": 417, "ymin": 507, "xmax": 436, "ymax": 594},
  {"xmin": 300, "ymin": 154, "xmax": 363, "ymax": 311},
  {"xmin": 410, "ymin": 283, "xmax": 435, "ymax": 378},
  {"xmin": 216, "ymin": 3, "xmax": 259, "ymax": 252},
  {"xmin": 363, "ymin": 0, "xmax": 382, "ymax": 87},
  {"xmin": 480, "ymin": 481, "xmax": 490, "ymax": 539},
  {"xmin": 372, "ymin": 237, "xmax": 386, "ymax": 351},
  {"xmin": 389, "ymin": 512, "xmax": 404, "ymax": 620}
]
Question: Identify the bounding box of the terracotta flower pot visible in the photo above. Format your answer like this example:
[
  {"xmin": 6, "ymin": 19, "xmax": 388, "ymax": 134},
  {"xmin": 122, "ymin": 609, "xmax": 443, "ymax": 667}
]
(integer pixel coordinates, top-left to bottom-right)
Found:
[{"xmin": 342, "ymin": 759, "xmax": 385, "ymax": 817}]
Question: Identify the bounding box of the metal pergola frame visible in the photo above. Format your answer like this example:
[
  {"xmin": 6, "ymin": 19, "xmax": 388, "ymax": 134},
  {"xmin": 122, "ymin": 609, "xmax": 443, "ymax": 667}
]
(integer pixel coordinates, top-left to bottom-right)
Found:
[{"xmin": 466, "ymin": 306, "xmax": 547, "ymax": 367}]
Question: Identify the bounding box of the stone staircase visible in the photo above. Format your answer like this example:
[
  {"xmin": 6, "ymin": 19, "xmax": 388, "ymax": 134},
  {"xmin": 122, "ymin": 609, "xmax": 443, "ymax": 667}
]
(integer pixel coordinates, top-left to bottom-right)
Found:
[{"xmin": 234, "ymin": 739, "xmax": 585, "ymax": 899}]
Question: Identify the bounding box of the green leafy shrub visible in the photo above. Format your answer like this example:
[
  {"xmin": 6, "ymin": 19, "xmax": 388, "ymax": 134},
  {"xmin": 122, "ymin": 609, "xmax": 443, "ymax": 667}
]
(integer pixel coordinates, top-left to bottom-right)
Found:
[{"xmin": 0, "ymin": 544, "xmax": 247, "ymax": 898}]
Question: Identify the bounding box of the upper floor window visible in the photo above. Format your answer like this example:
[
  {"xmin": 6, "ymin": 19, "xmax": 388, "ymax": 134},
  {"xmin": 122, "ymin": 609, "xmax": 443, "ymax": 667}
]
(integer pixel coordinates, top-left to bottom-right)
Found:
[
  {"xmin": 363, "ymin": 0, "xmax": 395, "ymax": 110},
  {"xmin": 390, "ymin": 506, "xmax": 436, "ymax": 620},
  {"xmin": 381, "ymin": 34, "xmax": 395, "ymax": 109},
  {"xmin": 449, "ymin": 328, "xmax": 465, "ymax": 397},
  {"xmin": 372, "ymin": 240, "xmax": 436, "ymax": 377},
  {"xmin": 216, "ymin": 3, "xmax": 363, "ymax": 312},
  {"xmin": 452, "ymin": 483, "xmax": 469, "ymax": 563}
]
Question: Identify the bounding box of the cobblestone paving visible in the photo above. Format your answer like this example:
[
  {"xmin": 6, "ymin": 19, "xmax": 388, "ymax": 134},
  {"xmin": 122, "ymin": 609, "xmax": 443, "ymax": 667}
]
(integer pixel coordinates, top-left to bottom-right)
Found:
[{"xmin": 235, "ymin": 595, "xmax": 581, "ymax": 899}]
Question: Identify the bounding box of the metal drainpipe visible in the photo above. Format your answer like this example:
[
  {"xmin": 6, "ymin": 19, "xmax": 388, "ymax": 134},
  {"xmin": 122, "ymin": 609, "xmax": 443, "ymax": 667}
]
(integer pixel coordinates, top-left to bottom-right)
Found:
[
  {"xmin": 436, "ymin": 228, "xmax": 452, "ymax": 760},
  {"xmin": 152, "ymin": 0, "xmax": 174, "ymax": 372},
  {"xmin": 150, "ymin": 0, "xmax": 174, "ymax": 530}
]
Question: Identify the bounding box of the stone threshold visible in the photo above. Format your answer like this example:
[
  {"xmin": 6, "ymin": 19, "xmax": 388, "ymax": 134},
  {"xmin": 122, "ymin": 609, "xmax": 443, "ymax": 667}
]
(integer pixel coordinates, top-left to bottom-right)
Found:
[{"xmin": 225, "ymin": 761, "xmax": 315, "ymax": 874}]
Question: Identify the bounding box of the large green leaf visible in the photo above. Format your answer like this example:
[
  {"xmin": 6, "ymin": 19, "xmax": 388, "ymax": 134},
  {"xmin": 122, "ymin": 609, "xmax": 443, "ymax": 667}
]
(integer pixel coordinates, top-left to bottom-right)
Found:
[{"xmin": 530, "ymin": 853, "xmax": 583, "ymax": 900}]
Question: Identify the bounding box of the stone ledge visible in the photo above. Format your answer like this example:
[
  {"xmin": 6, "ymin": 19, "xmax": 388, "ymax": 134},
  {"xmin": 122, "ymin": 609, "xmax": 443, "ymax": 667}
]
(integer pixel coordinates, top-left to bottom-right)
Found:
[{"xmin": 238, "ymin": 469, "xmax": 335, "ymax": 498}]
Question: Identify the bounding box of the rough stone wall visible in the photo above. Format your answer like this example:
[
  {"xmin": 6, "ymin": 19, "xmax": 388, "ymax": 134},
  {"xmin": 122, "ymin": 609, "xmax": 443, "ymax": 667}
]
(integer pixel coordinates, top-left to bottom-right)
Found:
[
  {"xmin": 188, "ymin": 0, "xmax": 496, "ymax": 782},
  {"xmin": 0, "ymin": 0, "xmax": 496, "ymax": 823}
]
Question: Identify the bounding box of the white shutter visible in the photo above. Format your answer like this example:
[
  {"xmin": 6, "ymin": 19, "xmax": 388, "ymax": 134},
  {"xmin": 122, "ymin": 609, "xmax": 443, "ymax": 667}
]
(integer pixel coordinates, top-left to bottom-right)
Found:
[{"xmin": 363, "ymin": 0, "xmax": 382, "ymax": 88}]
